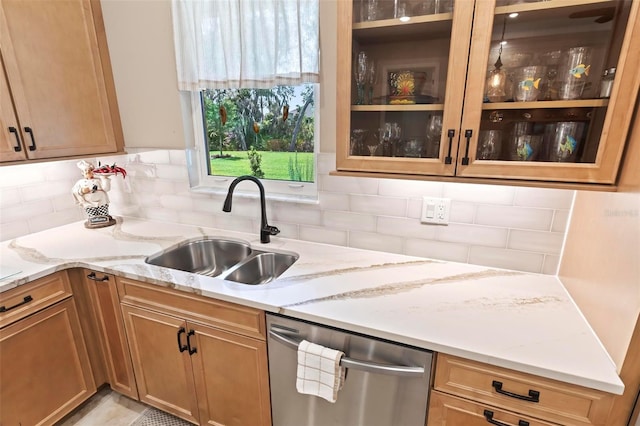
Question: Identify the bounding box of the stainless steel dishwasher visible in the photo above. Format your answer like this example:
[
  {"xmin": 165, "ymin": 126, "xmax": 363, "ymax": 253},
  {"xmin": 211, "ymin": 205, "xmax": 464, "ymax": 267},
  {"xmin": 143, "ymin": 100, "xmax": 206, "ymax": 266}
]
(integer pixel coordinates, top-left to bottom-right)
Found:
[{"xmin": 267, "ymin": 313, "xmax": 433, "ymax": 426}]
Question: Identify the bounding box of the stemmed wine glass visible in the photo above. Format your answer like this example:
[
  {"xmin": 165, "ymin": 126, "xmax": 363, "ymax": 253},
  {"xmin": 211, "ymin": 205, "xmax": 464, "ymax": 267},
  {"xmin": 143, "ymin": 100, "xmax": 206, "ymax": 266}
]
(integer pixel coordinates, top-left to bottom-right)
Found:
[
  {"xmin": 354, "ymin": 51, "xmax": 368, "ymax": 105},
  {"xmin": 366, "ymin": 57, "xmax": 378, "ymax": 105},
  {"xmin": 351, "ymin": 129, "xmax": 367, "ymax": 155}
]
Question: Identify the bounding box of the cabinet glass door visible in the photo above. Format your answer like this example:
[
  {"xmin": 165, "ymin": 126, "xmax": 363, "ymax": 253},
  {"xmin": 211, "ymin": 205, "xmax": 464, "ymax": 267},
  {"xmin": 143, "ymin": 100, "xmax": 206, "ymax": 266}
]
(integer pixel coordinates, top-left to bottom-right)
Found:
[
  {"xmin": 336, "ymin": 0, "xmax": 474, "ymax": 176},
  {"xmin": 457, "ymin": 0, "xmax": 639, "ymax": 184}
]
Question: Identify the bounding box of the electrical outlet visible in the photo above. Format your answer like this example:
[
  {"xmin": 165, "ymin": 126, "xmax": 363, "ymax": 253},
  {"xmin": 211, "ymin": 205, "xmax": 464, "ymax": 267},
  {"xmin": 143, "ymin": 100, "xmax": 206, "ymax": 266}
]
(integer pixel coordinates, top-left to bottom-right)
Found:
[{"xmin": 421, "ymin": 197, "xmax": 450, "ymax": 225}]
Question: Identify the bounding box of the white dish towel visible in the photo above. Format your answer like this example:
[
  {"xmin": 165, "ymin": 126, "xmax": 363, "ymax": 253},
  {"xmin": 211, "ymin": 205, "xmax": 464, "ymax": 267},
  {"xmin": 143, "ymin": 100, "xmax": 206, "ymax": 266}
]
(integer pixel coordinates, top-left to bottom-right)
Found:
[{"xmin": 296, "ymin": 339, "xmax": 346, "ymax": 403}]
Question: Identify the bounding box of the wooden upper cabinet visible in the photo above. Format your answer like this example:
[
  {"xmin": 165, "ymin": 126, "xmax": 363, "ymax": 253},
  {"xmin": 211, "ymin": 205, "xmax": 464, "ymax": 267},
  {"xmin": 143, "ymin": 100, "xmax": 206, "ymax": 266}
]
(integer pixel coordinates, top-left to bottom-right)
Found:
[
  {"xmin": 335, "ymin": 0, "xmax": 640, "ymax": 188},
  {"xmin": 0, "ymin": 0, "xmax": 123, "ymax": 162}
]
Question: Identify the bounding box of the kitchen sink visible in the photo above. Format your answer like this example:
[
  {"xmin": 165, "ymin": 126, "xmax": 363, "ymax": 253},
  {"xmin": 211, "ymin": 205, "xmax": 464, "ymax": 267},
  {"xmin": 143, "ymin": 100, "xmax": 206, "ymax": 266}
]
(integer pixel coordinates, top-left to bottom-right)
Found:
[
  {"xmin": 144, "ymin": 237, "xmax": 298, "ymax": 284},
  {"xmin": 224, "ymin": 252, "xmax": 299, "ymax": 285}
]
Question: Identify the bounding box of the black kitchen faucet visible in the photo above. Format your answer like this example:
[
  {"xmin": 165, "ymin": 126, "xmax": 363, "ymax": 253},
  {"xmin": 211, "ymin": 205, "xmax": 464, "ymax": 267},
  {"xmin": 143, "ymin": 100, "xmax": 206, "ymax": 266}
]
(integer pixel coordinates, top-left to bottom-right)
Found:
[{"xmin": 222, "ymin": 175, "xmax": 280, "ymax": 243}]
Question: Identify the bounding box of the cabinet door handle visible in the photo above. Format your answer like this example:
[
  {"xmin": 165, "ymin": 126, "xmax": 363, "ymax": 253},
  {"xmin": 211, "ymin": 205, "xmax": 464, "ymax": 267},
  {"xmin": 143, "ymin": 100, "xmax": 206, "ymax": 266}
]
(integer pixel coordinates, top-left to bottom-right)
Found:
[
  {"xmin": 177, "ymin": 327, "xmax": 188, "ymax": 352},
  {"xmin": 492, "ymin": 380, "xmax": 540, "ymax": 403},
  {"xmin": 86, "ymin": 272, "xmax": 109, "ymax": 282},
  {"xmin": 8, "ymin": 127, "xmax": 22, "ymax": 152},
  {"xmin": 187, "ymin": 329, "xmax": 197, "ymax": 355},
  {"xmin": 0, "ymin": 295, "xmax": 33, "ymax": 313},
  {"xmin": 461, "ymin": 129, "xmax": 472, "ymax": 165},
  {"xmin": 444, "ymin": 129, "xmax": 455, "ymax": 164},
  {"xmin": 483, "ymin": 410, "xmax": 529, "ymax": 426},
  {"xmin": 24, "ymin": 127, "xmax": 36, "ymax": 151}
]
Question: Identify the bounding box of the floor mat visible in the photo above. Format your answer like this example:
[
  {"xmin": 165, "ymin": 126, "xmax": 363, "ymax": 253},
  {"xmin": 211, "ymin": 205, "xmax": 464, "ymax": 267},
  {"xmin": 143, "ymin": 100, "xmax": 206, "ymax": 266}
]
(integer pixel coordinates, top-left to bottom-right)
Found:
[{"xmin": 128, "ymin": 407, "xmax": 193, "ymax": 426}]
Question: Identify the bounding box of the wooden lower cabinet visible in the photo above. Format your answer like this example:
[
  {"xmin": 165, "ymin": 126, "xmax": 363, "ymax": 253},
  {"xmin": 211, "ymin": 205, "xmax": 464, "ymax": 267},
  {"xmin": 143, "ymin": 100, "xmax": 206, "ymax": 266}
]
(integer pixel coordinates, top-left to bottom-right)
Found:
[
  {"xmin": 122, "ymin": 303, "xmax": 271, "ymax": 426},
  {"xmin": 428, "ymin": 390, "xmax": 556, "ymax": 426},
  {"xmin": 83, "ymin": 270, "xmax": 138, "ymax": 399},
  {"xmin": 0, "ymin": 298, "xmax": 96, "ymax": 426}
]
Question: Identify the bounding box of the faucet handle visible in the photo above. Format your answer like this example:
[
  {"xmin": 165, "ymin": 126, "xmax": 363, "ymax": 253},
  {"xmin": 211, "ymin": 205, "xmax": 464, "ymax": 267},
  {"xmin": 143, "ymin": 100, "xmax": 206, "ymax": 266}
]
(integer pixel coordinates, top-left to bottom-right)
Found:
[{"xmin": 265, "ymin": 225, "xmax": 280, "ymax": 236}]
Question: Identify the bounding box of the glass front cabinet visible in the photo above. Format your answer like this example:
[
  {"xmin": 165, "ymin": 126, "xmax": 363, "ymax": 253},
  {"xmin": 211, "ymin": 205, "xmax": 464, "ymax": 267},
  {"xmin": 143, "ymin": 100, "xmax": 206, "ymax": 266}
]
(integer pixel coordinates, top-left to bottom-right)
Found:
[{"xmin": 335, "ymin": 0, "xmax": 640, "ymax": 187}]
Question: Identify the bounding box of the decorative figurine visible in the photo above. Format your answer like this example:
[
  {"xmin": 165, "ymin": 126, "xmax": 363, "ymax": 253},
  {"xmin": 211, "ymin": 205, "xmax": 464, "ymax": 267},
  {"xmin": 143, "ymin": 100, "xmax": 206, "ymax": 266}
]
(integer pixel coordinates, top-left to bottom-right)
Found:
[{"xmin": 72, "ymin": 160, "xmax": 126, "ymax": 228}]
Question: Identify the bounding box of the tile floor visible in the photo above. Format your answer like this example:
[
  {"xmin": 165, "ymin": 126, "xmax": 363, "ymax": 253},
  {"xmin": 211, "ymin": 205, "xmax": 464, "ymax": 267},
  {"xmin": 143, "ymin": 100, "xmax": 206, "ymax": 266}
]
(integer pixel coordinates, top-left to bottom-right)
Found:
[{"xmin": 58, "ymin": 387, "xmax": 147, "ymax": 426}]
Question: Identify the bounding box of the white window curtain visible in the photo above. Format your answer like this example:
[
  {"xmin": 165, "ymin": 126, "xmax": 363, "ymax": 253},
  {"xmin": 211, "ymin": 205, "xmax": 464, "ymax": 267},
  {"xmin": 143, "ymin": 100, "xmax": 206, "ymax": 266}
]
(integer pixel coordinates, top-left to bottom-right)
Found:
[{"xmin": 172, "ymin": 0, "xmax": 319, "ymax": 90}]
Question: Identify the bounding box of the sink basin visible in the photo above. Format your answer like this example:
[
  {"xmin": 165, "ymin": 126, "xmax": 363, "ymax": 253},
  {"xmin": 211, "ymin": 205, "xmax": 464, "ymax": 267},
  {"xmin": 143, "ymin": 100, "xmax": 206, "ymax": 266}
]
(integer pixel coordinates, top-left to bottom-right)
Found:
[
  {"xmin": 224, "ymin": 252, "xmax": 299, "ymax": 285},
  {"xmin": 145, "ymin": 237, "xmax": 298, "ymax": 284},
  {"xmin": 145, "ymin": 238, "xmax": 251, "ymax": 277}
]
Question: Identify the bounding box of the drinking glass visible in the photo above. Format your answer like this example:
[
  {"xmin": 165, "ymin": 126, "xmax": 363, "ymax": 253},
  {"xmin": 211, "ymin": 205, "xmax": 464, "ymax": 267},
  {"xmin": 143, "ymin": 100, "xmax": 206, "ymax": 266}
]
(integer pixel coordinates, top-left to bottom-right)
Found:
[
  {"xmin": 477, "ymin": 130, "xmax": 502, "ymax": 160},
  {"xmin": 514, "ymin": 66, "xmax": 546, "ymax": 102},
  {"xmin": 558, "ymin": 47, "xmax": 592, "ymax": 100},
  {"xmin": 350, "ymin": 129, "xmax": 367, "ymax": 156},
  {"xmin": 425, "ymin": 114, "xmax": 443, "ymax": 158},
  {"xmin": 366, "ymin": 57, "xmax": 378, "ymax": 104},
  {"xmin": 513, "ymin": 135, "xmax": 543, "ymax": 161},
  {"xmin": 354, "ymin": 51, "xmax": 368, "ymax": 105},
  {"xmin": 547, "ymin": 122, "xmax": 585, "ymax": 162},
  {"xmin": 361, "ymin": 0, "xmax": 378, "ymax": 22}
]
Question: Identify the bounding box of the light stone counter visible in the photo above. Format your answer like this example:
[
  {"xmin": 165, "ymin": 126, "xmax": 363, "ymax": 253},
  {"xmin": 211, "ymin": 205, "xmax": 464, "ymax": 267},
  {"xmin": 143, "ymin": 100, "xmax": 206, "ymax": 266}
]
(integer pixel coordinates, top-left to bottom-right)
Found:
[{"xmin": 0, "ymin": 217, "xmax": 624, "ymax": 394}]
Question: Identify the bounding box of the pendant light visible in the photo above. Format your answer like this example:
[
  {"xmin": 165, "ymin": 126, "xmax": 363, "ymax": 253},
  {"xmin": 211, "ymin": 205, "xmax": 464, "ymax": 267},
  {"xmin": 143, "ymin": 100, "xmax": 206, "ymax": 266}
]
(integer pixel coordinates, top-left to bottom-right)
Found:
[{"xmin": 486, "ymin": 16, "xmax": 508, "ymax": 103}]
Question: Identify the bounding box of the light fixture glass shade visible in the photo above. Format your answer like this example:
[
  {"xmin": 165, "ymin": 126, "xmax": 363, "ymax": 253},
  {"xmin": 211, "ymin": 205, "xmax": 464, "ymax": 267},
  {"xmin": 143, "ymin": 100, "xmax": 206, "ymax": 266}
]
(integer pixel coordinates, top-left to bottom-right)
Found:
[{"xmin": 485, "ymin": 66, "xmax": 507, "ymax": 102}]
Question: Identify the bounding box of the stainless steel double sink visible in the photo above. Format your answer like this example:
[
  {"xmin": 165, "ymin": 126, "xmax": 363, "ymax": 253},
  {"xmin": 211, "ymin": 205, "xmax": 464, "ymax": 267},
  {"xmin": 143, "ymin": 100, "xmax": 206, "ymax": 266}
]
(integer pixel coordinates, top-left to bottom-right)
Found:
[{"xmin": 145, "ymin": 238, "xmax": 298, "ymax": 285}]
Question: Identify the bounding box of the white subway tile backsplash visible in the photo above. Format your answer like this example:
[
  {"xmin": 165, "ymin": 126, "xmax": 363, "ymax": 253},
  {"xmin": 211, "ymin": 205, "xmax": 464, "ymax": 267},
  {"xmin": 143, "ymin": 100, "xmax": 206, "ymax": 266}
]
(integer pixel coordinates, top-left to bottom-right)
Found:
[
  {"xmin": 0, "ymin": 188, "xmax": 21, "ymax": 208},
  {"xmin": 319, "ymin": 174, "xmax": 378, "ymax": 195},
  {"xmin": 436, "ymin": 223, "xmax": 508, "ymax": 248},
  {"xmin": 449, "ymin": 201, "xmax": 476, "ymax": 224},
  {"xmin": 318, "ymin": 192, "xmax": 349, "ymax": 211},
  {"xmin": 1, "ymin": 199, "xmax": 53, "ymax": 223},
  {"xmin": 0, "ymin": 149, "xmax": 576, "ymax": 275},
  {"xmin": 443, "ymin": 182, "xmax": 515, "ymax": 205},
  {"xmin": 0, "ymin": 220, "xmax": 30, "ymax": 241},
  {"xmin": 349, "ymin": 231, "xmax": 404, "ymax": 254},
  {"xmin": 350, "ymin": 194, "xmax": 407, "ymax": 217},
  {"xmin": 468, "ymin": 246, "xmax": 544, "ymax": 273},
  {"xmin": 514, "ymin": 187, "xmax": 574, "ymax": 209},
  {"xmin": 29, "ymin": 209, "xmax": 83, "ymax": 234},
  {"xmin": 508, "ymin": 229, "xmax": 564, "ymax": 254},
  {"xmin": 378, "ymin": 179, "xmax": 443, "ymax": 198},
  {"xmin": 377, "ymin": 216, "xmax": 437, "ymax": 239},
  {"xmin": 542, "ymin": 255, "xmax": 561, "ymax": 275},
  {"xmin": 323, "ymin": 210, "xmax": 376, "ymax": 232},
  {"xmin": 551, "ymin": 209, "xmax": 571, "ymax": 233},
  {"xmin": 299, "ymin": 225, "xmax": 348, "ymax": 246},
  {"xmin": 405, "ymin": 239, "xmax": 470, "ymax": 263},
  {"xmin": 475, "ymin": 205, "xmax": 554, "ymax": 231}
]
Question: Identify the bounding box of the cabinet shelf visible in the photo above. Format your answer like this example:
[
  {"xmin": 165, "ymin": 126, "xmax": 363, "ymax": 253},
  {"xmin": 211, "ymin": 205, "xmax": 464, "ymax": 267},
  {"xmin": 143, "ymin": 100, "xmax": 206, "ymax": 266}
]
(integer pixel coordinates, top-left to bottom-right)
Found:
[
  {"xmin": 352, "ymin": 104, "xmax": 445, "ymax": 112},
  {"xmin": 353, "ymin": 13, "xmax": 453, "ymax": 42},
  {"xmin": 482, "ymin": 99, "xmax": 609, "ymax": 110},
  {"xmin": 495, "ymin": 0, "xmax": 615, "ymax": 20}
]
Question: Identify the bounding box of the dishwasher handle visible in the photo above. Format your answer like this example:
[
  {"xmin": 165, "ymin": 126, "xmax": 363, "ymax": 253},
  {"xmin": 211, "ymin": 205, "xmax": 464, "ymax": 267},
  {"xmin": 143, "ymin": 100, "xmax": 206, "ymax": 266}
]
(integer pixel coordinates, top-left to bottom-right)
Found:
[{"xmin": 269, "ymin": 326, "xmax": 426, "ymax": 378}]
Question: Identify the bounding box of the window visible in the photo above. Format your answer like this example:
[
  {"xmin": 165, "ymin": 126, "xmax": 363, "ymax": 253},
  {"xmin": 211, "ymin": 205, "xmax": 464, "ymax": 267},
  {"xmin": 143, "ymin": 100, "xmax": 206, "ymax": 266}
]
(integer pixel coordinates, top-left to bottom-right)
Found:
[{"xmin": 172, "ymin": 0, "xmax": 320, "ymax": 200}]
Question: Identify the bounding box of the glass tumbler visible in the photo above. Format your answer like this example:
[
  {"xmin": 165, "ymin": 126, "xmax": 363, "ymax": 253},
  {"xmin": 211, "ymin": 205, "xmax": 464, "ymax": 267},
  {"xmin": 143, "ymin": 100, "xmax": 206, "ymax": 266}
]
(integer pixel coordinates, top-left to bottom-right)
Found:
[
  {"xmin": 558, "ymin": 47, "xmax": 592, "ymax": 100},
  {"xmin": 514, "ymin": 66, "xmax": 546, "ymax": 102},
  {"xmin": 477, "ymin": 130, "xmax": 502, "ymax": 160},
  {"xmin": 361, "ymin": 0, "xmax": 378, "ymax": 22},
  {"xmin": 547, "ymin": 122, "xmax": 585, "ymax": 162}
]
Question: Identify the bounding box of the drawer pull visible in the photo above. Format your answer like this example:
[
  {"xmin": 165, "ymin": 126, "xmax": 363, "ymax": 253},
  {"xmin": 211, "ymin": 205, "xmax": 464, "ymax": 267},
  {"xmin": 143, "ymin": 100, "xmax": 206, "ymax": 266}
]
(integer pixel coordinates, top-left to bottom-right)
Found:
[
  {"xmin": 0, "ymin": 295, "xmax": 34, "ymax": 313},
  {"xmin": 177, "ymin": 327, "xmax": 188, "ymax": 352},
  {"xmin": 87, "ymin": 272, "xmax": 109, "ymax": 282},
  {"xmin": 492, "ymin": 380, "xmax": 540, "ymax": 403},
  {"xmin": 483, "ymin": 410, "xmax": 529, "ymax": 426}
]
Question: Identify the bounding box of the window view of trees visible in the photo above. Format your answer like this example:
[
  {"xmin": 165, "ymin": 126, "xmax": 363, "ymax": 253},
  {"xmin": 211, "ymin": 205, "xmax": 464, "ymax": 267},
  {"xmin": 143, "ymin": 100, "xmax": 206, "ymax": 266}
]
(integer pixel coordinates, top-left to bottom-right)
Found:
[{"xmin": 201, "ymin": 85, "xmax": 315, "ymax": 182}]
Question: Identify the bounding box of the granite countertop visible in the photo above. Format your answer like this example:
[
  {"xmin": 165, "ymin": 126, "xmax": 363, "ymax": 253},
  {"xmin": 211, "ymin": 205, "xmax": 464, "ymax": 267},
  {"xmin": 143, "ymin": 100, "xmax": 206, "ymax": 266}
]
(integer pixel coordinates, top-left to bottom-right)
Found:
[{"xmin": 0, "ymin": 217, "xmax": 624, "ymax": 394}]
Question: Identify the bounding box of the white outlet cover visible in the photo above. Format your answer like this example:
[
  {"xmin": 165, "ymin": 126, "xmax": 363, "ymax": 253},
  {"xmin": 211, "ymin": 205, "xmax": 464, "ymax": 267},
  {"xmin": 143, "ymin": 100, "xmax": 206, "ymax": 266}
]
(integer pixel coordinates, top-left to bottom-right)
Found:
[{"xmin": 421, "ymin": 197, "xmax": 451, "ymax": 225}]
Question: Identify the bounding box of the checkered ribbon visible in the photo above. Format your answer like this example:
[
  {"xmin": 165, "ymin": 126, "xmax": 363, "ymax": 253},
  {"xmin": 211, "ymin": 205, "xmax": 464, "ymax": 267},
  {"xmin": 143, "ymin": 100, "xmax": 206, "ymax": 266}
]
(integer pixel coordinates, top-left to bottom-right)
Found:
[{"xmin": 85, "ymin": 204, "xmax": 110, "ymax": 217}]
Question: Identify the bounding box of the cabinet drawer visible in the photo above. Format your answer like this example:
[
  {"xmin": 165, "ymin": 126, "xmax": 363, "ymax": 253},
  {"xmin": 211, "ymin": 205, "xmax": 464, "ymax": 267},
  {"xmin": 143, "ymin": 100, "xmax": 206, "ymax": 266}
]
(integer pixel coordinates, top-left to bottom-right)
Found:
[
  {"xmin": 0, "ymin": 271, "xmax": 72, "ymax": 328},
  {"xmin": 433, "ymin": 354, "xmax": 615, "ymax": 426},
  {"xmin": 428, "ymin": 390, "xmax": 555, "ymax": 426},
  {"xmin": 116, "ymin": 276, "xmax": 265, "ymax": 340}
]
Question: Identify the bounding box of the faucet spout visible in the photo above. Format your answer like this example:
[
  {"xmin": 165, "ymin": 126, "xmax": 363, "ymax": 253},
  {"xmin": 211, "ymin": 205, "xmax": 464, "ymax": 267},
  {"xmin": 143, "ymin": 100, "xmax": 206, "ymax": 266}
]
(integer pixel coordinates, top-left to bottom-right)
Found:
[{"xmin": 222, "ymin": 175, "xmax": 280, "ymax": 243}]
